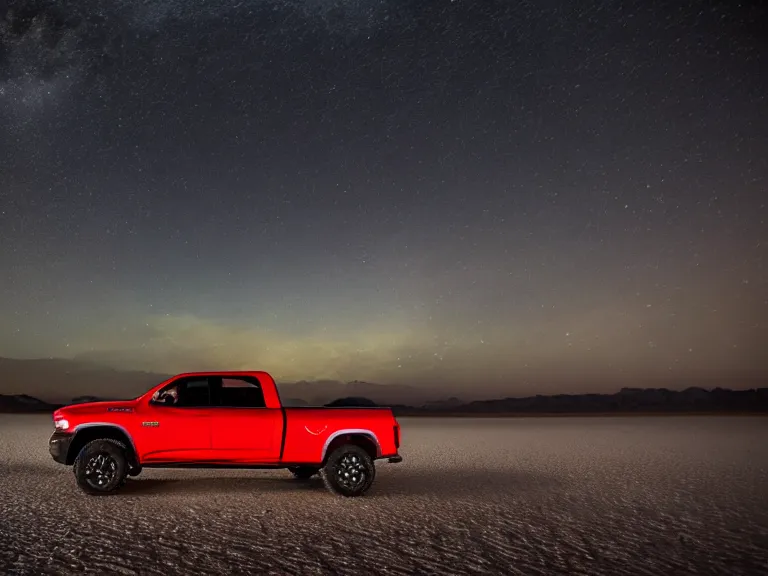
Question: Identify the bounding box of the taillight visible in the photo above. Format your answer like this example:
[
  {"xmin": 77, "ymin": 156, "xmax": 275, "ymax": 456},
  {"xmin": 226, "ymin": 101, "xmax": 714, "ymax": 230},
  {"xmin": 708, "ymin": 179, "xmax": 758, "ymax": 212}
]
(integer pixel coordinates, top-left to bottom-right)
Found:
[{"xmin": 393, "ymin": 424, "xmax": 400, "ymax": 448}]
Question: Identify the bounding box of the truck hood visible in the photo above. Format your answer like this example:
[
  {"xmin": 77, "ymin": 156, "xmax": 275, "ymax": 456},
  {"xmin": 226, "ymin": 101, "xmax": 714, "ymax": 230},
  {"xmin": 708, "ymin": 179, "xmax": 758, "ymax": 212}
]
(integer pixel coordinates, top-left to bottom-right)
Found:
[{"xmin": 59, "ymin": 399, "xmax": 138, "ymax": 416}]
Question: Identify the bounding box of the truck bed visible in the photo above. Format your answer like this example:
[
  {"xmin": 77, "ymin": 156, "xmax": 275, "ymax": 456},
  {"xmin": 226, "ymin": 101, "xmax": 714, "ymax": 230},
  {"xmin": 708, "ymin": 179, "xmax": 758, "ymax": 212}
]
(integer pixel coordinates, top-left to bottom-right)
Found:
[{"xmin": 280, "ymin": 406, "xmax": 399, "ymax": 464}]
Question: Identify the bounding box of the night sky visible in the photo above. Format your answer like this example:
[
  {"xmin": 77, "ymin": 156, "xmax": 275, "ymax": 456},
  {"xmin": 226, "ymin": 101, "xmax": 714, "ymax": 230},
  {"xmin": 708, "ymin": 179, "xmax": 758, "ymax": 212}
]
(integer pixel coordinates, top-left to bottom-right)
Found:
[{"xmin": 1, "ymin": 0, "xmax": 766, "ymax": 396}]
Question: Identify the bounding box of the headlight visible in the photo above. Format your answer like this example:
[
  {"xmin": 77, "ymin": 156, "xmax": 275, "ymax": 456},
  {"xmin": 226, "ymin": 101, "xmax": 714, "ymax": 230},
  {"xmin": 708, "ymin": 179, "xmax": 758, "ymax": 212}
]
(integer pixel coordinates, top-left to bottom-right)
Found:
[{"xmin": 54, "ymin": 419, "xmax": 69, "ymax": 430}]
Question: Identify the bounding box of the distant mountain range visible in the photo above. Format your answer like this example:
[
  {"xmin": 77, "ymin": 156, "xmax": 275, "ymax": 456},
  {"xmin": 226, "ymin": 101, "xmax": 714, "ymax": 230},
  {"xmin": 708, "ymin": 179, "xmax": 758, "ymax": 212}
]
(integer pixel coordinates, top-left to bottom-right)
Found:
[
  {"xmin": 387, "ymin": 386, "xmax": 768, "ymax": 415},
  {"xmin": 2, "ymin": 387, "xmax": 767, "ymax": 415},
  {"xmin": 0, "ymin": 356, "xmax": 766, "ymax": 415},
  {"xmin": 0, "ymin": 394, "xmax": 62, "ymax": 413}
]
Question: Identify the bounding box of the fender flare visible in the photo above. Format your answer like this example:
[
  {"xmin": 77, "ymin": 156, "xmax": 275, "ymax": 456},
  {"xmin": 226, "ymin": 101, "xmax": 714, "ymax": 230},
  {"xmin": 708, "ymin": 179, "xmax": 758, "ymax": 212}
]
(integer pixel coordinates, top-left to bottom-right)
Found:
[
  {"xmin": 71, "ymin": 422, "xmax": 140, "ymax": 464},
  {"xmin": 321, "ymin": 428, "xmax": 381, "ymax": 461}
]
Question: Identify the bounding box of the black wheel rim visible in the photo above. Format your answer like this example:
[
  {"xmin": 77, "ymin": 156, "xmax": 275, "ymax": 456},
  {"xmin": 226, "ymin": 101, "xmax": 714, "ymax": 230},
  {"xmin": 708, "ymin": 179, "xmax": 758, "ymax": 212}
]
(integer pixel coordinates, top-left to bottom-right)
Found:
[
  {"xmin": 84, "ymin": 453, "xmax": 118, "ymax": 489},
  {"xmin": 335, "ymin": 453, "xmax": 366, "ymax": 490}
]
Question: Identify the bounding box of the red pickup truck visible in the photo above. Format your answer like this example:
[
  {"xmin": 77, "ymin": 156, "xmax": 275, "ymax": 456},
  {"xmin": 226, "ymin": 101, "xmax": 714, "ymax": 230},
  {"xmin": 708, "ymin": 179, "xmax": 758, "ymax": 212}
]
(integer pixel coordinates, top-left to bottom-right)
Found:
[{"xmin": 48, "ymin": 371, "xmax": 402, "ymax": 497}]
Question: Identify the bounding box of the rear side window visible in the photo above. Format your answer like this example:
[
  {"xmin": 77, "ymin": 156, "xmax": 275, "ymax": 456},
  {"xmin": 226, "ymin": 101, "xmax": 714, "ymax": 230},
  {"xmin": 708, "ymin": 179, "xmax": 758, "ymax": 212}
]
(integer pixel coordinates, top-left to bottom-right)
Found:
[{"xmin": 218, "ymin": 377, "xmax": 266, "ymax": 408}]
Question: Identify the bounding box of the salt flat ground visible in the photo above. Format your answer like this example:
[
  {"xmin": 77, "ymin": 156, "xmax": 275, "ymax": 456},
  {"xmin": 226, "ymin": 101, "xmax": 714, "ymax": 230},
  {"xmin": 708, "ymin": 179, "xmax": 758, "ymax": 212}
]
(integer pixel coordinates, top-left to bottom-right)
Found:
[{"xmin": 0, "ymin": 415, "xmax": 767, "ymax": 576}]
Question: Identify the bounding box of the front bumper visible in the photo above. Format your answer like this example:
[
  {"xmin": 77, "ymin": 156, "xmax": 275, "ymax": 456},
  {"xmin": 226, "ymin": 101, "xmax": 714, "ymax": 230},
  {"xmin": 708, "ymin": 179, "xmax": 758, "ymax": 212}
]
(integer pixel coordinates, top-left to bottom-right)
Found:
[
  {"xmin": 49, "ymin": 431, "xmax": 73, "ymax": 465},
  {"xmin": 387, "ymin": 454, "xmax": 403, "ymax": 464}
]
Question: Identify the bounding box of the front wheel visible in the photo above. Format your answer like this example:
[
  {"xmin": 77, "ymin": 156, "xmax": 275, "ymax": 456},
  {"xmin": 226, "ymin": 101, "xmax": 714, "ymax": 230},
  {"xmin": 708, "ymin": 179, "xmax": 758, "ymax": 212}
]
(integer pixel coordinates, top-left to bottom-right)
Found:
[
  {"xmin": 321, "ymin": 445, "xmax": 376, "ymax": 497},
  {"xmin": 73, "ymin": 439, "xmax": 129, "ymax": 495}
]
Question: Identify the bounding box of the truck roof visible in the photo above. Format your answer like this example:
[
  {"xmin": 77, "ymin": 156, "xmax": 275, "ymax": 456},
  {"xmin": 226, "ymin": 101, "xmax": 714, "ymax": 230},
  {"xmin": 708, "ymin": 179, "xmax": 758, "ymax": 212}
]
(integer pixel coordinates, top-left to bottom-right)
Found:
[{"xmin": 171, "ymin": 371, "xmax": 274, "ymax": 379}]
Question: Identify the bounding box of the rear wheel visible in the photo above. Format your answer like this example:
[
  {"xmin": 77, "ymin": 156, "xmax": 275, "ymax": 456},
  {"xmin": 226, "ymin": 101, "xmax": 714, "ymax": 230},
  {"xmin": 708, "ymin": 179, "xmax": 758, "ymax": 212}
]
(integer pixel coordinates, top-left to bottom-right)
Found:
[
  {"xmin": 288, "ymin": 466, "xmax": 320, "ymax": 480},
  {"xmin": 73, "ymin": 439, "xmax": 129, "ymax": 495},
  {"xmin": 321, "ymin": 444, "xmax": 376, "ymax": 497}
]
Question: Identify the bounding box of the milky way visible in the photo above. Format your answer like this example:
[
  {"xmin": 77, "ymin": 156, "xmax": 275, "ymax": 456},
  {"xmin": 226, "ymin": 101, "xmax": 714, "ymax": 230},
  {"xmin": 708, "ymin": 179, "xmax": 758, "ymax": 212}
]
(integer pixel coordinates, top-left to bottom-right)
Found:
[{"xmin": 1, "ymin": 0, "xmax": 766, "ymax": 396}]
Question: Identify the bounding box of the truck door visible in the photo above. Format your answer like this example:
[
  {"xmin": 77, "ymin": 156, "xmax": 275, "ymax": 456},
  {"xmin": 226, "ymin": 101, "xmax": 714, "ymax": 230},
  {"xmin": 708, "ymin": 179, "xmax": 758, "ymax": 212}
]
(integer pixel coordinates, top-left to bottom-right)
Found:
[
  {"xmin": 208, "ymin": 376, "xmax": 283, "ymax": 463},
  {"xmin": 137, "ymin": 377, "xmax": 213, "ymax": 462}
]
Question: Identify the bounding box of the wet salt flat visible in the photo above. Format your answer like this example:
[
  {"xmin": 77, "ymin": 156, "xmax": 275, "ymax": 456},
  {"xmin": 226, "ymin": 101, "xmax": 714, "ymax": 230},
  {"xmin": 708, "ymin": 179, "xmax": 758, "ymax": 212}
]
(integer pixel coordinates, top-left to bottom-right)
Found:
[{"xmin": 1, "ymin": 414, "xmax": 767, "ymax": 575}]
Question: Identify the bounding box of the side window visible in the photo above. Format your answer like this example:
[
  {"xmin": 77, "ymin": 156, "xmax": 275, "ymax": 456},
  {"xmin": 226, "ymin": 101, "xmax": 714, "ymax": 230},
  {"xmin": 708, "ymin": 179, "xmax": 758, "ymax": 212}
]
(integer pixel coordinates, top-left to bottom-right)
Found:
[
  {"xmin": 150, "ymin": 383, "xmax": 180, "ymax": 406},
  {"xmin": 178, "ymin": 379, "xmax": 211, "ymax": 407},
  {"xmin": 218, "ymin": 377, "xmax": 266, "ymax": 408},
  {"xmin": 151, "ymin": 378, "xmax": 211, "ymax": 408}
]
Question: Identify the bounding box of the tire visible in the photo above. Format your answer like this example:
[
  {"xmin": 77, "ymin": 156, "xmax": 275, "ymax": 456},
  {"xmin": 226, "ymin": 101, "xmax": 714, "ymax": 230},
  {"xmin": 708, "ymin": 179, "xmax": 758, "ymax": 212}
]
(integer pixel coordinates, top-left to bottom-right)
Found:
[
  {"xmin": 321, "ymin": 444, "xmax": 376, "ymax": 497},
  {"xmin": 288, "ymin": 466, "xmax": 319, "ymax": 480},
  {"xmin": 73, "ymin": 439, "xmax": 129, "ymax": 495}
]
